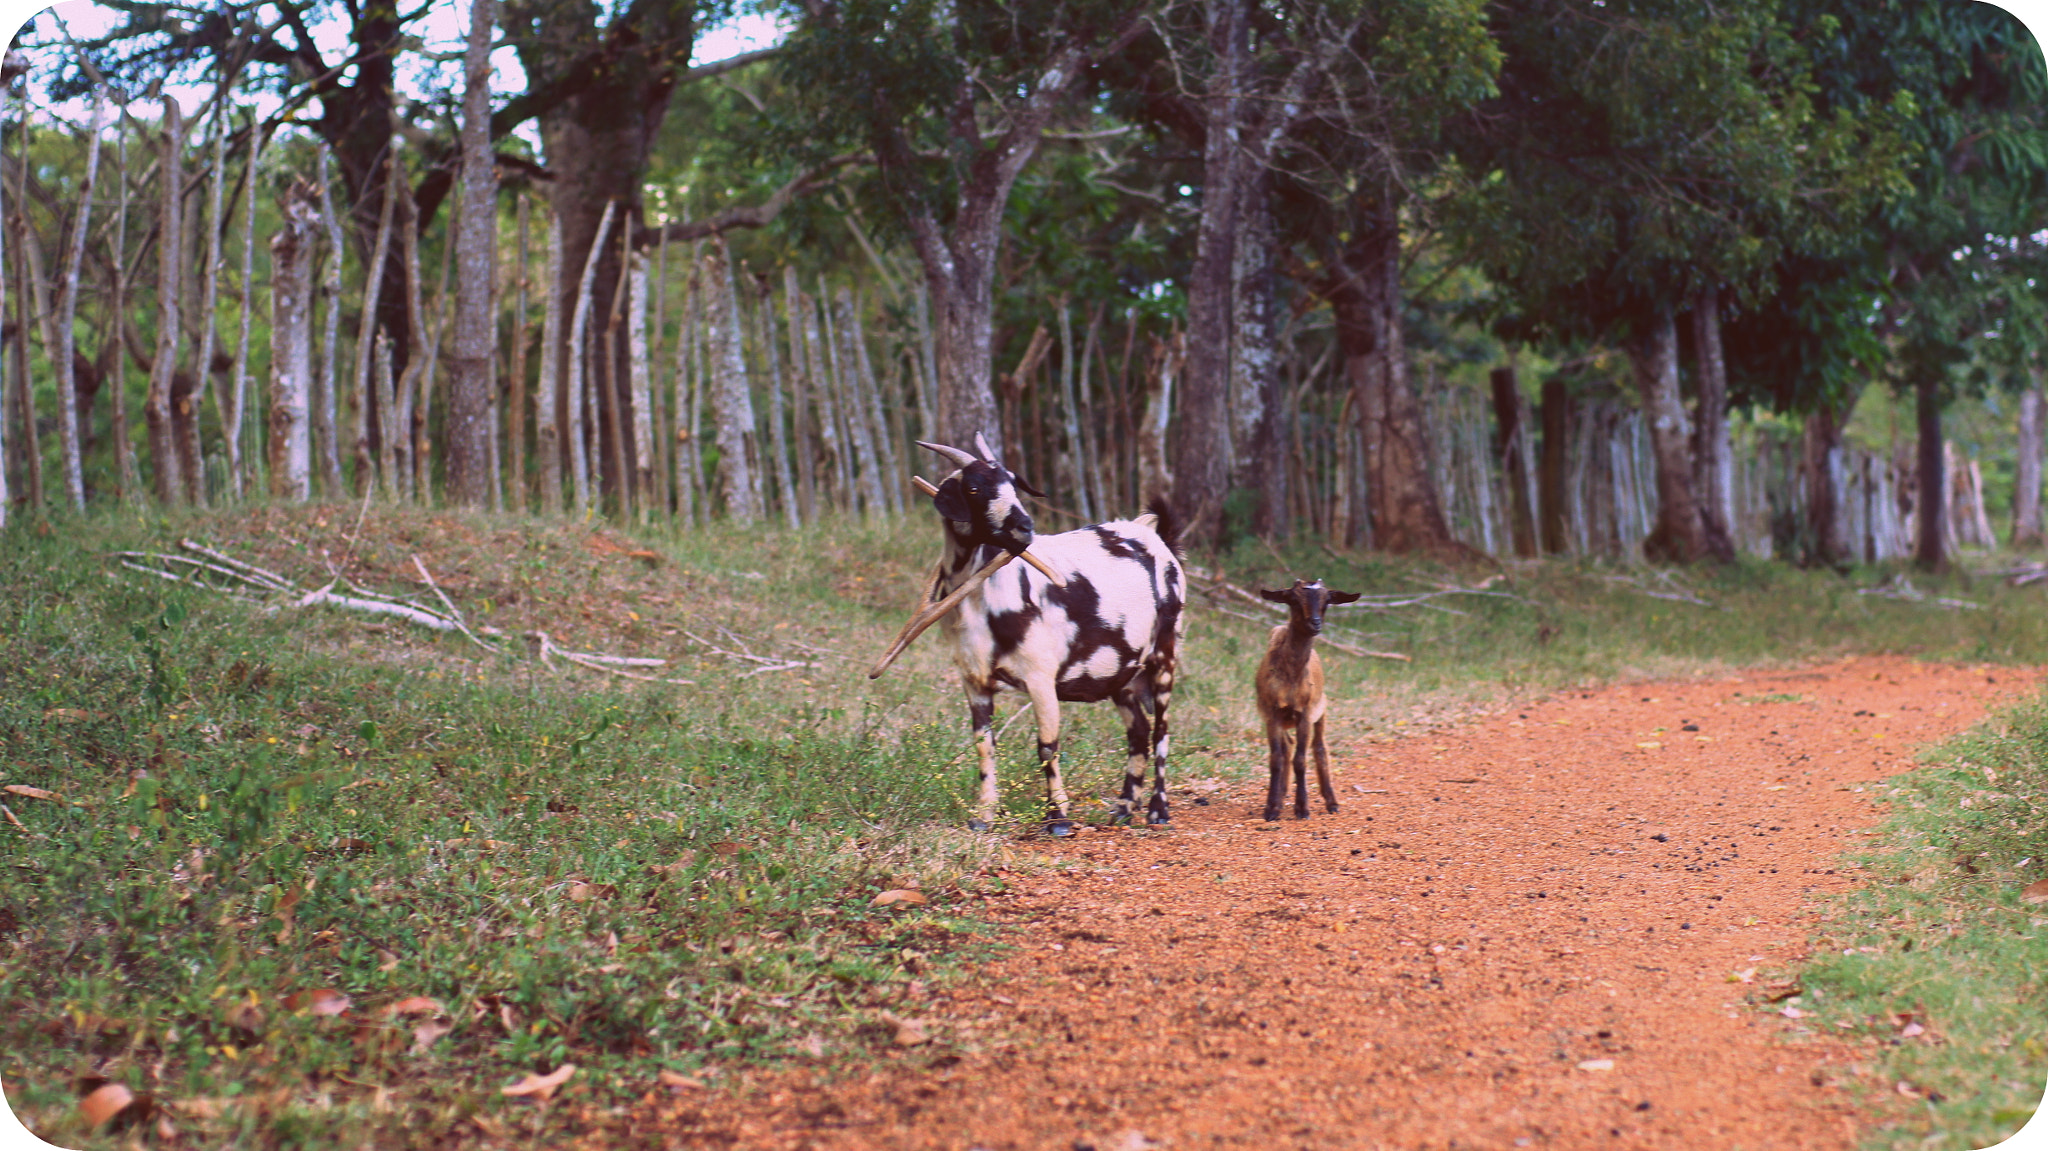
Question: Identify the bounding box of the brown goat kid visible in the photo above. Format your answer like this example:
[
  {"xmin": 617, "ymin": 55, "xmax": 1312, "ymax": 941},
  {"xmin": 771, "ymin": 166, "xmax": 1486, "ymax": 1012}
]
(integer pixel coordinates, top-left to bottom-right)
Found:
[{"xmin": 1255, "ymin": 579, "xmax": 1361, "ymax": 821}]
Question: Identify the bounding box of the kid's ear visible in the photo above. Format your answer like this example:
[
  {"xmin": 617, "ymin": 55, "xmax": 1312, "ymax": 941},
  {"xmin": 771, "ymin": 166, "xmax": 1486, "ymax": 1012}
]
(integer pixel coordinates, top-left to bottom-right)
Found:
[
  {"xmin": 1259, "ymin": 588, "xmax": 1291, "ymax": 604},
  {"xmin": 932, "ymin": 477, "xmax": 969, "ymax": 522},
  {"xmin": 1328, "ymin": 591, "xmax": 1362, "ymax": 605}
]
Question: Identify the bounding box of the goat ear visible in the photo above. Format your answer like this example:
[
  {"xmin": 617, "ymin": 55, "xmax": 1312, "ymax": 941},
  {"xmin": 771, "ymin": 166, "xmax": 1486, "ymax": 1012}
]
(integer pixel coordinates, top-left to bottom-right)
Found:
[
  {"xmin": 1009, "ymin": 470, "xmax": 1048, "ymax": 499},
  {"xmin": 931, "ymin": 477, "xmax": 970, "ymax": 522},
  {"xmin": 1328, "ymin": 590, "xmax": 1363, "ymax": 606},
  {"xmin": 1259, "ymin": 588, "xmax": 1291, "ymax": 604}
]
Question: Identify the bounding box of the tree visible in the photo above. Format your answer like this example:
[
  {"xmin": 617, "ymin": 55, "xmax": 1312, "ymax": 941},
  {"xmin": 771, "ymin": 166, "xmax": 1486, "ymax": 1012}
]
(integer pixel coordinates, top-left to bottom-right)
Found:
[
  {"xmin": 1451, "ymin": 0, "xmax": 1907, "ymax": 563},
  {"xmin": 780, "ymin": 0, "xmax": 1148, "ymax": 457},
  {"xmin": 445, "ymin": 0, "xmax": 498, "ymax": 507}
]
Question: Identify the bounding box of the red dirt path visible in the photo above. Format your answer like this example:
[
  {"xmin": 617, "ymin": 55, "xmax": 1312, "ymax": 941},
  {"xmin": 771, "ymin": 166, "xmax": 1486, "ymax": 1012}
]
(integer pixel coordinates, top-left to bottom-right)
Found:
[{"xmin": 648, "ymin": 656, "xmax": 2035, "ymax": 1151}]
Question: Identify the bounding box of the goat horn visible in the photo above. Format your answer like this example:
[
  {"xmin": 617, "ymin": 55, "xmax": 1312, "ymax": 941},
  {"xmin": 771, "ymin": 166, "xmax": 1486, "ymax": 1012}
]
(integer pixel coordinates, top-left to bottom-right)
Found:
[
  {"xmin": 868, "ymin": 552, "xmax": 1017, "ymax": 679},
  {"xmin": 911, "ymin": 475, "xmax": 940, "ymax": 497},
  {"xmin": 917, "ymin": 440, "xmax": 978, "ymax": 468},
  {"xmin": 973, "ymin": 431, "xmax": 999, "ymax": 463}
]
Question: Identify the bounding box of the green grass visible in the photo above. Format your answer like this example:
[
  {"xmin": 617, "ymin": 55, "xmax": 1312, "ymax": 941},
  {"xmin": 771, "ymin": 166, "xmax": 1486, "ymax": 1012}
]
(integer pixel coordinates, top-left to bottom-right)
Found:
[
  {"xmin": 3, "ymin": 502, "xmax": 2047, "ymax": 1147},
  {"xmin": 1793, "ymin": 688, "xmax": 2048, "ymax": 1151}
]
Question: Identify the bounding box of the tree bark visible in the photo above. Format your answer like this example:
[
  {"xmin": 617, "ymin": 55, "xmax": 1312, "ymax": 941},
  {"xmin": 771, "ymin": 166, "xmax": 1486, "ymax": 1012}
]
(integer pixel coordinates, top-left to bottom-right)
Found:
[
  {"xmin": 268, "ymin": 184, "xmax": 318, "ymax": 501},
  {"xmin": 1175, "ymin": 0, "xmax": 1248, "ymax": 543},
  {"xmin": 628, "ymin": 249, "xmax": 655, "ymax": 520},
  {"xmin": 445, "ymin": 0, "xmax": 499, "ymax": 508},
  {"xmin": 565, "ymin": 201, "xmax": 617, "ymax": 516},
  {"xmin": 1491, "ymin": 364, "xmax": 1538, "ymax": 557},
  {"xmin": 1800, "ymin": 399, "xmax": 1851, "ymax": 567},
  {"xmin": 535, "ymin": 209, "xmax": 564, "ymax": 515},
  {"xmin": 1633, "ymin": 302, "xmax": 1729, "ymax": 564},
  {"xmin": 1689, "ymin": 286, "xmax": 1735, "ymax": 547},
  {"xmin": 1139, "ymin": 332, "xmax": 1181, "ymax": 503},
  {"xmin": 350, "ymin": 158, "xmax": 398, "ymax": 495},
  {"xmin": 194, "ymin": 100, "xmax": 229, "ymax": 502},
  {"xmin": 145, "ymin": 98, "xmax": 184, "ymax": 505},
  {"xmin": 782, "ymin": 266, "xmax": 815, "ymax": 524},
  {"xmin": 1233, "ymin": 169, "xmax": 1285, "ymax": 540},
  {"xmin": 704, "ymin": 238, "xmax": 760, "ymax": 523},
  {"xmin": 314, "ymin": 146, "xmax": 346, "ymax": 497},
  {"xmin": 508, "ymin": 194, "xmax": 532, "ymax": 513},
  {"xmin": 52, "ymin": 94, "xmax": 105, "ymax": 511},
  {"xmin": 2013, "ymin": 381, "xmax": 2043, "ymax": 549},
  {"xmin": 757, "ymin": 273, "xmax": 799, "ymax": 528},
  {"xmin": 231, "ymin": 116, "xmax": 263, "ymax": 499},
  {"xmin": 1329, "ymin": 204, "xmax": 1456, "ymax": 556},
  {"xmin": 1915, "ymin": 373, "xmax": 1945, "ymax": 571}
]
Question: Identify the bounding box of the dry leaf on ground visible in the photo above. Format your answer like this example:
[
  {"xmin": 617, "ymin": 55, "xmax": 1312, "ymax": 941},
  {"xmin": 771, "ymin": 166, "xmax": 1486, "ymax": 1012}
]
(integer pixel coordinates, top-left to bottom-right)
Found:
[
  {"xmin": 379, "ymin": 996, "xmax": 444, "ymax": 1017},
  {"xmin": 657, "ymin": 1070, "xmax": 702, "ymax": 1092},
  {"xmin": 872, "ymin": 889, "xmax": 928, "ymax": 907},
  {"xmin": 2021, "ymin": 878, "xmax": 2048, "ymax": 905},
  {"xmin": 4, "ymin": 784, "xmax": 59, "ymax": 802},
  {"xmin": 502, "ymin": 1063, "xmax": 577, "ymax": 1101},
  {"xmin": 78, "ymin": 1083, "xmax": 136, "ymax": 1127},
  {"xmin": 285, "ymin": 988, "xmax": 351, "ymax": 1016}
]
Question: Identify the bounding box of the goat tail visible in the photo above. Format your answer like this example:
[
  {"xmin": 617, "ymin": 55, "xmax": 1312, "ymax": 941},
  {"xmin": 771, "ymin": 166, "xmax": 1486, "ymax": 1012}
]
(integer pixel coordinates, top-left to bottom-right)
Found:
[{"xmin": 1144, "ymin": 495, "xmax": 1184, "ymax": 554}]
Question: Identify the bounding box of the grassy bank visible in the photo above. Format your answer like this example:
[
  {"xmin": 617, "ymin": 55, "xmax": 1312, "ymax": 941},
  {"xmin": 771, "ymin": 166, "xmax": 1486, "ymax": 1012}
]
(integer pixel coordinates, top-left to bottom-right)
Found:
[
  {"xmin": 2, "ymin": 502, "xmax": 2045, "ymax": 1147},
  {"xmin": 1795, "ymin": 688, "xmax": 2048, "ymax": 1150}
]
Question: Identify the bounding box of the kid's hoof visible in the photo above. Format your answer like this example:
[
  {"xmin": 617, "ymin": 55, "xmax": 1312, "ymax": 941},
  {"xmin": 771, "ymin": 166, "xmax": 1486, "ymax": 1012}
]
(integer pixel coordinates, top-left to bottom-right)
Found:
[
  {"xmin": 967, "ymin": 818, "xmax": 993, "ymax": 832},
  {"xmin": 1263, "ymin": 812, "xmax": 1281, "ymax": 823},
  {"xmin": 1146, "ymin": 812, "xmax": 1171, "ymax": 826},
  {"xmin": 1295, "ymin": 809, "xmax": 1312, "ymax": 820},
  {"xmin": 1045, "ymin": 819, "xmax": 1076, "ymax": 838}
]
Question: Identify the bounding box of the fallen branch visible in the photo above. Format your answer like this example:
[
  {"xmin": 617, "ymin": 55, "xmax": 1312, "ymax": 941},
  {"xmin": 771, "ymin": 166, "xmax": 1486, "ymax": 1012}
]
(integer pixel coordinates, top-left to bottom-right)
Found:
[{"xmin": 111, "ymin": 543, "xmax": 691, "ymax": 683}]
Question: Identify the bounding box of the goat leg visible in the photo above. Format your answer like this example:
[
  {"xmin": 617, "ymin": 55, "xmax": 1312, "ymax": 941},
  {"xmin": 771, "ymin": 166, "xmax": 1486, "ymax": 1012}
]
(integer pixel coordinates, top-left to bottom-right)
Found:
[
  {"xmin": 1293, "ymin": 712, "xmax": 1313, "ymax": 819},
  {"xmin": 1313, "ymin": 714, "xmax": 1340, "ymax": 814},
  {"xmin": 1263, "ymin": 719, "xmax": 1291, "ymax": 822}
]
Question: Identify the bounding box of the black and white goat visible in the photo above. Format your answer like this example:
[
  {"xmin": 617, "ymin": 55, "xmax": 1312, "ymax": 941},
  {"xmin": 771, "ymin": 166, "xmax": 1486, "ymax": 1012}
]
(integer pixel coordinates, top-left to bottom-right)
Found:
[
  {"xmin": 869, "ymin": 434, "xmax": 1185, "ymax": 835},
  {"xmin": 1255, "ymin": 579, "xmax": 1360, "ymax": 821}
]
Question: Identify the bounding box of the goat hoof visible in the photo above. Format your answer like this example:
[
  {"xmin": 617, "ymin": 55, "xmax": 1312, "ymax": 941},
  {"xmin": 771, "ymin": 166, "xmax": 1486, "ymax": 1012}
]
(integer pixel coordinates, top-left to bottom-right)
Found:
[
  {"xmin": 1295, "ymin": 810, "xmax": 1311, "ymax": 820},
  {"xmin": 967, "ymin": 818, "xmax": 993, "ymax": 832},
  {"xmin": 1146, "ymin": 812, "xmax": 1170, "ymax": 826},
  {"xmin": 1044, "ymin": 819, "xmax": 1076, "ymax": 838},
  {"xmin": 1262, "ymin": 812, "xmax": 1281, "ymax": 822}
]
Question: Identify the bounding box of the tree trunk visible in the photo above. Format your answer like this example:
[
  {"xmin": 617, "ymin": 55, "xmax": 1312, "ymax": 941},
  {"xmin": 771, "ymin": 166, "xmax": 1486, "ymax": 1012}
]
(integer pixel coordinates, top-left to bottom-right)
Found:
[
  {"xmin": 783, "ymin": 266, "xmax": 815, "ymax": 523},
  {"xmin": 758, "ymin": 272, "xmax": 799, "ymax": 528},
  {"xmin": 146, "ymin": 98, "xmax": 184, "ymax": 505},
  {"xmin": 107, "ymin": 124, "xmax": 138, "ymax": 504},
  {"xmin": 1139, "ymin": 332, "xmax": 1180, "ymax": 504},
  {"xmin": 535, "ymin": 210, "xmax": 564, "ymax": 515},
  {"xmin": 508, "ymin": 194, "xmax": 532, "ymax": 513},
  {"xmin": 1689, "ymin": 286, "xmax": 1735, "ymax": 546},
  {"xmin": 628, "ymin": 249, "xmax": 655, "ymax": 519},
  {"xmin": 2013, "ymin": 381, "xmax": 2043, "ymax": 549},
  {"xmin": 51, "ymin": 95, "xmax": 105, "ymax": 511},
  {"xmin": 803, "ymin": 287, "xmax": 846, "ymax": 509},
  {"xmin": 1233, "ymin": 167, "xmax": 1285, "ymax": 540},
  {"xmin": 350, "ymin": 159, "xmax": 398, "ymax": 495},
  {"xmin": 1801, "ymin": 400, "xmax": 1850, "ymax": 567},
  {"xmin": 1330, "ymin": 204, "xmax": 1455, "ymax": 556},
  {"xmin": 11, "ymin": 233, "xmax": 38, "ymax": 512},
  {"xmin": 704, "ymin": 238, "xmax": 760, "ymax": 523},
  {"xmin": 445, "ymin": 0, "xmax": 499, "ymax": 508},
  {"xmin": 848, "ymin": 291, "xmax": 900, "ymax": 513},
  {"xmin": 0, "ymin": 83, "xmax": 9, "ymax": 527},
  {"xmin": 1915, "ymin": 373, "xmax": 1945, "ymax": 571},
  {"xmin": 565, "ymin": 201, "xmax": 616, "ymax": 516},
  {"xmin": 1633, "ymin": 302, "xmax": 1727, "ymax": 564},
  {"xmin": 1491, "ymin": 363, "xmax": 1538, "ymax": 557},
  {"xmin": 231, "ymin": 118, "xmax": 263, "ymax": 499},
  {"xmin": 315, "ymin": 146, "xmax": 346, "ymax": 497},
  {"xmin": 194, "ymin": 101, "xmax": 230, "ymax": 502},
  {"xmin": 1174, "ymin": 0, "xmax": 1247, "ymax": 544},
  {"xmin": 268, "ymin": 187, "xmax": 318, "ymax": 501}
]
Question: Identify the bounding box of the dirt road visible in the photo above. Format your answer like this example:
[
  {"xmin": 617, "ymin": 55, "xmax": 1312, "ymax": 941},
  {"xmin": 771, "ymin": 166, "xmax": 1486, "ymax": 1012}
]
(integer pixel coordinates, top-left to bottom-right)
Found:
[{"xmin": 651, "ymin": 656, "xmax": 2033, "ymax": 1150}]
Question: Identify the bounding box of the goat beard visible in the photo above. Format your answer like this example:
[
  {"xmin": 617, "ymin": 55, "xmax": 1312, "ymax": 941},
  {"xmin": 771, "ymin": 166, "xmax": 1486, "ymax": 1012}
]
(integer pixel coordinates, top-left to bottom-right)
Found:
[{"xmin": 866, "ymin": 546, "xmax": 1063, "ymax": 679}]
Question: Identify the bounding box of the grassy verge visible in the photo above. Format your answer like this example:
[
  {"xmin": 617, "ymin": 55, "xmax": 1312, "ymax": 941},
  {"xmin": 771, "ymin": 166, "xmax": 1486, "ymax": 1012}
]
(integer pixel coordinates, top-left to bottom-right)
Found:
[
  {"xmin": 1793, "ymin": 688, "xmax": 2048, "ymax": 1151},
  {"xmin": 2, "ymin": 502, "xmax": 2046, "ymax": 1147}
]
